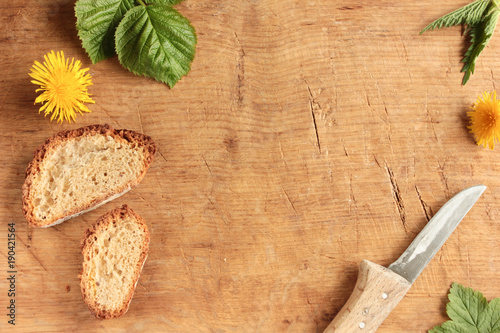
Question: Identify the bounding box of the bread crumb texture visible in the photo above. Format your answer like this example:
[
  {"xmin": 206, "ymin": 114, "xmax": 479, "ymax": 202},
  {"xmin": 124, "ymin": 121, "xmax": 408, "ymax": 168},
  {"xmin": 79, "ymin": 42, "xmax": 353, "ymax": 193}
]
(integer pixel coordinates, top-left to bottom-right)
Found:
[
  {"xmin": 22, "ymin": 124, "xmax": 156, "ymax": 227},
  {"xmin": 80, "ymin": 205, "xmax": 149, "ymax": 319}
]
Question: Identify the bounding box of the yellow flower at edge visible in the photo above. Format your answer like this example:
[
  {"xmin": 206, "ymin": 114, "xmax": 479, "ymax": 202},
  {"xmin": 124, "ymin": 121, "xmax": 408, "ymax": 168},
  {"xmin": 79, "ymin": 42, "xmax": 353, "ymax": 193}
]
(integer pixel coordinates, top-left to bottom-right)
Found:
[
  {"xmin": 29, "ymin": 50, "xmax": 94, "ymax": 123},
  {"xmin": 467, "ymin": 91, "xmax": 500, "ymax": 149}
]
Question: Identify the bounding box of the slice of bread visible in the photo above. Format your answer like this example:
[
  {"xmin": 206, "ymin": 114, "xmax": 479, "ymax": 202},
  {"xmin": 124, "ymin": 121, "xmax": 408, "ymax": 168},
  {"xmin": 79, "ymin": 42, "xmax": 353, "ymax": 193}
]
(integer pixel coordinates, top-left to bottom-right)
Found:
[
  {"xmin": 80, "ymin": 205, "xmax": 149, "ymax": 319},
  {"xmin": 22, "ymin": 124, "xmax": 156, "ymax": 227}
]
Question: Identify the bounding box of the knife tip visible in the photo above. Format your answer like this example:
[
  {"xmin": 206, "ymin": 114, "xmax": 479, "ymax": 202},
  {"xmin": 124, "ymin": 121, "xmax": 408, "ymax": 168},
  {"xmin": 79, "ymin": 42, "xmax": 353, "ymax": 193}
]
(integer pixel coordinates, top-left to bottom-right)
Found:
[
  {"xmin": 466, "ymin": 184, "xmax": 487, "ymax": 197},
  {"xmin": 474, "ymin": 184, "xmax": 487, "ymax": 191}
]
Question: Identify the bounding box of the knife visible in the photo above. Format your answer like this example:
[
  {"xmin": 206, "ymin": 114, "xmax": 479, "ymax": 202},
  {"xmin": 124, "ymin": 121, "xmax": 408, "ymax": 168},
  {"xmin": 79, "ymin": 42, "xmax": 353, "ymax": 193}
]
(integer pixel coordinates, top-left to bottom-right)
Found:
[{"xmin": 324, "ymin": 185, "xmax": 486, "ymax": 333}]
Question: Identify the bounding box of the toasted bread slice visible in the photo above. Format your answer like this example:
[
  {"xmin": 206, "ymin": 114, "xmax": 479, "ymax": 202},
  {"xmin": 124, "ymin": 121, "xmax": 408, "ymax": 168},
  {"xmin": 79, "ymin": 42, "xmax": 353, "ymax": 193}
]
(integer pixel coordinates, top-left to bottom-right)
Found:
[
  {"xmin": 22, "ymin": 124, "xmax": 156, "ymax": 227},
  {"xmin": 80, "ymin": 205, "xmax": 149, "ymax": 319}
]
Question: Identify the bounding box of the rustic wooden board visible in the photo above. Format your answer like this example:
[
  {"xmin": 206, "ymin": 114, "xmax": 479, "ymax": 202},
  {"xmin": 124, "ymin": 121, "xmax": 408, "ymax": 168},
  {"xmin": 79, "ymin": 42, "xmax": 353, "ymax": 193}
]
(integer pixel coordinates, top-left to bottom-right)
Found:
[{"xmin": 1, "ymin": 0, "xmax": 499, "ymax": 332}]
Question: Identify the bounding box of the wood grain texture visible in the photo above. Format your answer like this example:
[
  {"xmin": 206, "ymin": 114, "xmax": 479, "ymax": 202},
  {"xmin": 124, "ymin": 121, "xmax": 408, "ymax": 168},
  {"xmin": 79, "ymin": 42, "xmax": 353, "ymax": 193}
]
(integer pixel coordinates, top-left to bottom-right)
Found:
[{"xmin": 0, "ymin": 0, "xmax": 499, "ymax": 332}]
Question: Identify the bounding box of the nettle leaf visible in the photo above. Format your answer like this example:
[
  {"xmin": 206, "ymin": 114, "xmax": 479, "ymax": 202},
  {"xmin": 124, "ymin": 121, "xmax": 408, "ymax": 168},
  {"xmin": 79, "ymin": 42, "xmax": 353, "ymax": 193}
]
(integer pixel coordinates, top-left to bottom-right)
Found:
[
  {"xmin": 420, "ymin": 0, "xmax": 500, "ymax": 85},
  {"xmin": 429, "ymin": 283, "xmax": 500, "ymax": 333},
  {"xmin": 75, "ymin": 0, "xmax": 135, "ymax": 63},
  {"xmin": 461, "ymin": 9, "xmax": 500, "ymax": 84},
  {"xmin": 420, "ymin": 0, "xmax": 490, "ymax": 33},
  {"xmin": 115, "ymin": 4, "xmax": 196, "ymax": 88}
]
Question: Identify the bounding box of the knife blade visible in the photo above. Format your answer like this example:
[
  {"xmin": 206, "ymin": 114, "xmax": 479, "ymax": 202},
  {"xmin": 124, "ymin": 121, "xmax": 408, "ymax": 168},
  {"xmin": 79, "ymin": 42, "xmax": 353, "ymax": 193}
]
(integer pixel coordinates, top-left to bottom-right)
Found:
[{"xmin": 324, "ymin": 185, "xmax": 486, "ymax": 333}]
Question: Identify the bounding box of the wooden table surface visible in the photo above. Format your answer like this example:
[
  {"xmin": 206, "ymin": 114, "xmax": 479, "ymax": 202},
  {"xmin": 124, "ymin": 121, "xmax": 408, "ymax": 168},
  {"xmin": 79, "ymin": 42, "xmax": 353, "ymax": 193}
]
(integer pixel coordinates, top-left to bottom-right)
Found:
[{"xmin": 1, "ymin": 0, "xmax": 499, "ymax": 332}]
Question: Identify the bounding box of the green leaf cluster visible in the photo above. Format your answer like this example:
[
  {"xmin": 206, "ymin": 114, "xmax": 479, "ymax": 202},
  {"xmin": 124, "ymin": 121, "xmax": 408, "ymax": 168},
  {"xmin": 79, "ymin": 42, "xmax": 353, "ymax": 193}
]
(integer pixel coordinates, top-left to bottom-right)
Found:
[
  {"xmin": 421, "ymin": 0, "xmax": 500, "ymax": 85},
  {"xmin": 75, "ymin": 0, "xmax": 196, "ymax": 88},
  {"xmin": 429, "ymin": 283, "xmax": 500, "ymax": 333}
]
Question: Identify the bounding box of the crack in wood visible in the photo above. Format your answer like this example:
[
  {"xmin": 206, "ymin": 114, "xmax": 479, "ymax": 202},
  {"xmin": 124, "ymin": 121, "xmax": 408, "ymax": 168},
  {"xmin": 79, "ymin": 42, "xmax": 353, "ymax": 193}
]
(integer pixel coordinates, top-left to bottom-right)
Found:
[
  {"xmin": 373, "ymin": 153, "xmax": 381, "ymax": 168},
  {"xmin": 414, "ymin": 185, "xmax": 433, "ymax": 222},
  {"xmin": 202, "ymin": 155, "xmax": 214, "ymax": 178},
  {"xmin": 385, "ymin": 162, "xmax": 408, "ymax": 234},
  {"xmin": 16, "ymin": 235, "xmax": 48, "ymax": 272},
  {"xmin": 277, "ymin": 136, "xmax": 289, "ymax": 170},
  {"xmin": 338, "ymin": 5, "xmax": 363, "ymax": 10},
  {"xmin": 138, "ymin": 281, "xmax": 150, "ymax": 292},
  {"xmin": 156, "ymin": 149, "xmax": 168, "ymax": 164},
  {"xmin": 342, "ymin": 140, "xmax": 349, "ymax": 157},
  {"xmin": 27, "ymin": 224, "xmax": 33, "ymax": 248},
  {"xmin": 349, "ymin": 173, "xmax": 357, "ymax": 216},
  {"xmin": 96, "ymin": 105, "xmax": 121, "ymax": 128},
  {"xmin": 234, "ymin": 31, "xmax": 245, "ymax": 107},
  {"xmin": 51, "ymin": 225, "xmax": 74, "ymax": 241},
  {"xmin": 132, "ymin": 190, "xmax": 147, "ymax": 202},
  {"xmin": 437, "ymin": 160, "xmax": 449, "ymax": 196},
  {"xmin": 307, "ymin": 86, "xmax": 321, "ymax": 154},
  {"xmin": 208, "ymin": 197, "xmax": 230, "ymax": 225},
  {"xmin": 282, "ymin": 186, "xmax": 298, "ymax": 215},
  {"xmin": 137, "ymin": 108, "xmax": 145, "ymax": 134},
  {"xmin": 425, "ymin": 98, "xmax": 439, "ymax": 143}
]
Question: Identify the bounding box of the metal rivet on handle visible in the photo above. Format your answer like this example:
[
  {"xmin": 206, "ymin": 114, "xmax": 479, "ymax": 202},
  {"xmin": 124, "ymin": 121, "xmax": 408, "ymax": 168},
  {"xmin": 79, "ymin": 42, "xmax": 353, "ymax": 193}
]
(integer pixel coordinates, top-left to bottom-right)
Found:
[
  {"xmin": 382, "ymin": 293, "xmax": 388, "ymax": 299},
  {"xmin": 359, "ymin": 322, "xmax": 366, "ymax": 329}
]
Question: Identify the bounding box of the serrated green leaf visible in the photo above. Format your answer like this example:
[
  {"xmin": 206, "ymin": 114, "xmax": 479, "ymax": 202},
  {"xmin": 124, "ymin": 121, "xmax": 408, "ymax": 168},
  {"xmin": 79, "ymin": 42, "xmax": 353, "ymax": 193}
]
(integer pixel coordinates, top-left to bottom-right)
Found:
[
  {"xmin": 429, "ymin": 325, "xmax": 447, "ymax": 333},
  {"xmin": 480, "ymin": 298, "xmax": 500, "ymax": 332},
  {"xmin": 145, "ymin": 0, "xmax": 185, "ymax": 5},
  {"xmin": 429, "ymin": 283, "xmax": 500, "ymax": 333},
  {"xmin": 447, "ymin": 283, "xmax": 488, "ymax": 328},
  {"xmin": 115, "ymin": 5, "xmax": 196, "ymax": 88},
  {"xmin": 430, "ymin": 322, "xmax": 478, "ymax": 333},
  {"xmin": 461, "ymin": 9, "xmax": 500, "ymax": 84},
  {"xmin": 420, "ymin": 0, "xmax": 490, "ymax": 34},
  {"xmin": 75, "ymin": 0, "xmax": 135, "ymax": 63},
  {"xmin": 420, "ymin": 0, "xmax": 500, "ymax": 85}
]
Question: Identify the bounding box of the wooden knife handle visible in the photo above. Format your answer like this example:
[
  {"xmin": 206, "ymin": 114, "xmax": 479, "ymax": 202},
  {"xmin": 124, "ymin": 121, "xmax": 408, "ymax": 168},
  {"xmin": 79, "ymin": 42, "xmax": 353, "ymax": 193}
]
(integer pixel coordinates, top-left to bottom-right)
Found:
[{"xmin": 324, "ymin": 260, "xmax": 412, "ymax": 333}]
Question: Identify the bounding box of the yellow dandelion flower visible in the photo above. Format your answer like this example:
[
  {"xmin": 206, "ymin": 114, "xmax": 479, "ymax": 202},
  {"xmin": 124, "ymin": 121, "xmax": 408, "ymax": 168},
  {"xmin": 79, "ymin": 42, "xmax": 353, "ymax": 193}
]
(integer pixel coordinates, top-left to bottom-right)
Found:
[
  {"xmin": 467, "ymin": 91, "xmax": 500, "ymax": 149},
  {"xmin": 29, "ymin": 50, "xmax": 94, "ymax": 123}
]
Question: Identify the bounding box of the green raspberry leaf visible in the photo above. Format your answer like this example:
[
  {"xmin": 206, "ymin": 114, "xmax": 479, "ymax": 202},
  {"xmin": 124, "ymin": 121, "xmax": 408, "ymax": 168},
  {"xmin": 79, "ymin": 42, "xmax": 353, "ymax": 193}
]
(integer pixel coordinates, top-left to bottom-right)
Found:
[
  {"xmin": 447, "ymin": 283, "xmax": 488, "ymax": 329},
  {"xmin": 115, "ymin": 4, "xmax": 196, "ymax": 88},
  {"xmin": 145, "ymin": 0, "xmax": 185, "ymax": 5},
  {"xmin": 430, "ymin": 321, "xmax": 477, "ymax": 333},
  {"xmin": 429, "ymin": 283, "xmax": 500, "ymax": 333},
  {"xmin": 484, "ymin": 298, "xmax": 500, "ymax": 331},
  {"xmin": 75, "ymin": 0, "xmax": 135, "ymax": 64}
]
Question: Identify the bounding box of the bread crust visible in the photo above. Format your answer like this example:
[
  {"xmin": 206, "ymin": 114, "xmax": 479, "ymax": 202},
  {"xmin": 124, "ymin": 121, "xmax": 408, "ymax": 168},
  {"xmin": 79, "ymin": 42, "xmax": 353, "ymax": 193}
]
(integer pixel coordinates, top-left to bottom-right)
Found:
[
  {"xmin": 79, "ymin": 205, "xmax": 150, "ymax": 319},
  {"xmin": 22, "ymin": 124, "xmax": 156, "ymax": 227}
]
